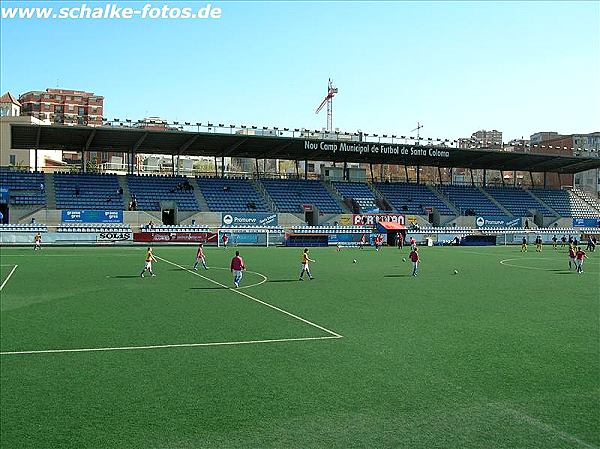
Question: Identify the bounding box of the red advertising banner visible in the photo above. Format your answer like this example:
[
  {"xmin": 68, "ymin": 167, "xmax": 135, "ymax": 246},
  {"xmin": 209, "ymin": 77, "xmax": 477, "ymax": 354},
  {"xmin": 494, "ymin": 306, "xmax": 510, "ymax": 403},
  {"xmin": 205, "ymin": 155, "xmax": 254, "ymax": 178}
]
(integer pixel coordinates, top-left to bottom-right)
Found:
[
  {"xmin": 352, "ymin": 214, "xmax": 405, "ymax": 226},
  {"xmin": 133, "ymin": 232, "xmax": 218, "ymax": 243}
]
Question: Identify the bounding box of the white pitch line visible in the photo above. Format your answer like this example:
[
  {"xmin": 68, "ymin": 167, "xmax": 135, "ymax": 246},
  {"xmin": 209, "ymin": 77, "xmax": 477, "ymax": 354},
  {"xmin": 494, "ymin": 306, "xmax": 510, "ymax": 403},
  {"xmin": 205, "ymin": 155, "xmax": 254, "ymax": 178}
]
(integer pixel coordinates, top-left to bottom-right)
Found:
[
  {"xmin": 156, "ymin": 255, "xmax": 343, "ymax": 339},
  {"xmin": 0, "ymin": 335, "xmax": 341, "ymax": 356},
  {"xmin": 0, "ymin": 265, "xmax": 18, "ymax": 291},
  {"xmin": 488, "ymin": 403, "xmax": 598, "ymax": 449}
]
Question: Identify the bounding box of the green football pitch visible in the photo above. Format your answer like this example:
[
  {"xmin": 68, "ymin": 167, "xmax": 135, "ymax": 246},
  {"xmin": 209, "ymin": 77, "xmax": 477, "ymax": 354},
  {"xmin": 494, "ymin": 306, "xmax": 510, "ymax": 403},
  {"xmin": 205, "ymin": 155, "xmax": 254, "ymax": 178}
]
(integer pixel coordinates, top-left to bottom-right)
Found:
[{"xmin": 1, "ymin": 244, "xmax": 598, "ymax": 449}]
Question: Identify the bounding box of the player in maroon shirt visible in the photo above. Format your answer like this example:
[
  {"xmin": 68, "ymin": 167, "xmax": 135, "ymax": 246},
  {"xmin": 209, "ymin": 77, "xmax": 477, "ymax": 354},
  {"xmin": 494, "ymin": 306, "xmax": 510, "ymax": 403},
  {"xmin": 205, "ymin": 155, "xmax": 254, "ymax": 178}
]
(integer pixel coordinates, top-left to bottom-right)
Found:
[
  {"xmin": 575, "ymin": 247, "xmax": 587, "ymax": 274},
  {"xmin": 193, "ymin": 243, "xmax": 208, "ymax": 271},
  {"xmin": 568, "ymin": 245, "xmax": 576, "ymax": 270},
  {"xmin": 222, "ymin": 233, "xmax": 229, "ymax": 248},
  {"xmin": 230, "ymin": 250, "xmax": 246, "ymax": 287},
  {"xmin": 409, "ymin": 247, "xmax": 420, "ymax": 276}
]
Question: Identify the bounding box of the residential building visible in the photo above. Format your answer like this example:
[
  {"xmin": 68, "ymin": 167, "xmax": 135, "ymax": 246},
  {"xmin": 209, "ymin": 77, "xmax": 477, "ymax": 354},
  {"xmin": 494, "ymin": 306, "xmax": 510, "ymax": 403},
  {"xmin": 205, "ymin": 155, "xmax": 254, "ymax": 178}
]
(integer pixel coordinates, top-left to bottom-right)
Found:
[{"xmin": 19, "ymin": 88, "xmax": 104, "ymax": 126}]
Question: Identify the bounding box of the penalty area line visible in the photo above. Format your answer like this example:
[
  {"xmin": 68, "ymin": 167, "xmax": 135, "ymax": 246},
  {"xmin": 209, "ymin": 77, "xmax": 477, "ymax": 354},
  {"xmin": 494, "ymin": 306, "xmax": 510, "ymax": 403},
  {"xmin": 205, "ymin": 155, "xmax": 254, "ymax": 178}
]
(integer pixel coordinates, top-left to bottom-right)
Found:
[
  {"xmin": 0, "ymin": 265, "xmax": 18, "ymax": 291},
  {"xmin": 0, "ymin": 335, "xmax": 342, "ymax": 356},
  {"xmin": 155, "ymin": 255, "xmax": 343, "ymax": 339}
]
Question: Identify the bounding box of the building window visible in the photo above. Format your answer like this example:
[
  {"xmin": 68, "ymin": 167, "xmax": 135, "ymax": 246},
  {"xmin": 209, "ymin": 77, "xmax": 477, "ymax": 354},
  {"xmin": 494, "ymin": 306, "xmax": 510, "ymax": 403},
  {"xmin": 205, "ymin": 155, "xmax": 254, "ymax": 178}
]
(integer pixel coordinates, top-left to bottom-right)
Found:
[
  {"xmin": 69, "ymin": 105, "xmax": 74, "ymax": 111},
  {"xmin": 75, "ymin": 96, "xmax": 81, "ymax": 101},
  {"xmin": 9, "ymin": 155, "xmax": 16, "ymax": 165},
  {"xmin": 56, "ymin": 95, "xmax": 62, "ymax": 101},
  {"xmin": 44, "ymin": 94, "xmax": 50, "ymax": 99},
  {"xmin": 66, "ymin": 96, "xmax": 71, "ymax": 101}
]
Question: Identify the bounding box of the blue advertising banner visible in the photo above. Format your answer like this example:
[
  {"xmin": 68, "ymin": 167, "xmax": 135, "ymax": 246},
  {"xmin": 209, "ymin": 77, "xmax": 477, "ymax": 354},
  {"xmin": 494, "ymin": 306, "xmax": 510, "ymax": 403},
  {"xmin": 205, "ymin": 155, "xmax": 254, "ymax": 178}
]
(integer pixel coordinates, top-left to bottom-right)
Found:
[
  {"xmin": 573, "ymin": 218, "xmax": 600, "ymax": 227},
  {"xmin": 475, "ymin": 216, "xmax": 521, "ymax": 228},
  {"xmin": 221, "ymin": 213, "xmax": 278, "ymax": 227},
  {"xmin": 62, "ymin": 210, "xmax": 123, "ymax": 223},
  {"xmin": 0, "ymin": 187, "xmax": 9, "ymax": 204}
]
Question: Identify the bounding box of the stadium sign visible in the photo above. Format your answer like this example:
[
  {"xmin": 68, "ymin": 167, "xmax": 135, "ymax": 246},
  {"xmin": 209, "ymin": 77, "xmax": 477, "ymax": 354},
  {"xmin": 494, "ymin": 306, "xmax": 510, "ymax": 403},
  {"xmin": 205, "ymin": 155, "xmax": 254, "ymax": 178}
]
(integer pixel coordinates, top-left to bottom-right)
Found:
[
  {"xmin": 475, "ymin": 216, "xmax": 521, "ymax": 228},
  {"xmin": 97, "ymin": 232, "xmax": 132, "ymax": 242},
  {"xmin": 304, "ymin": 140, "xmax": 450, "ymax": 159},
  {"xmin": 133, "ymin": 232, "xmax": 218, "ymax": 243},
  {"xmin": 221, "ymin": 213, "xmax": 278, "ymax": 227},
  {"xmin": 573, "ymin": 218, "xmax": 600, "ymax": 227},
  {"xmin": 62, "ymin": 210, "xmax": 123, "ymax": 223},
  {"xmin": 352, "ymin": 214, "xmax": 404, "ymax": 226},
  {"xmin": 0, "ymin": 187, "xmax": 9, "ymax": 204}
]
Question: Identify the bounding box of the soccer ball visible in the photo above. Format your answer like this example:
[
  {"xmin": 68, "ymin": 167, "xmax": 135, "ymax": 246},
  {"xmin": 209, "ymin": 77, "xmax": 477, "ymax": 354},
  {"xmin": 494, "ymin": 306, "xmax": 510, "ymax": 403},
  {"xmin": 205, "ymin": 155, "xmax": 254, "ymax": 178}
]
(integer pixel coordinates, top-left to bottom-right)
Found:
[
  {"xmin": 353, "ymin": 259, "xmax": 357, "ymax": 264},
  {"xmin": 402, "ymin": 258, "xmax": 406, "ymax": 262},
  {"xmin": 453, "ymin": 270, "xmax": 459, "ymax": 275}
]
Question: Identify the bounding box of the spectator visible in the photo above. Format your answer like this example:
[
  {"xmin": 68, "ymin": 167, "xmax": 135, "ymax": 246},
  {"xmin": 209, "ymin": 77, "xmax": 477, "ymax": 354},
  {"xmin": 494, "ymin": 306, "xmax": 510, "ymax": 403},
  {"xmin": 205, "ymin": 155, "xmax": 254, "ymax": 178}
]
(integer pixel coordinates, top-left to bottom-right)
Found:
[
  {"xmin": 40, "ymin": 182, "xmax": 45, "ymax": 194},
  {"xmin": 118, "ymin": 187, "xmax": 123, "ymax": 196},
  {"xmin": 75, "ymin": 186, "xmax": 80, "ymax": 196}
]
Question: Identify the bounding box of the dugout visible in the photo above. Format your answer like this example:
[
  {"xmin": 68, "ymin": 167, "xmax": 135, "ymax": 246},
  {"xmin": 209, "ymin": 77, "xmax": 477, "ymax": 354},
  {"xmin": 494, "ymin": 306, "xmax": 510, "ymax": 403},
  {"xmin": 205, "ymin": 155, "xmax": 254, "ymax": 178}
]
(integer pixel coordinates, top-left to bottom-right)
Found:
[{"xmin": 377, "ymin": 221, "xmax": 406, "ymax": 246}]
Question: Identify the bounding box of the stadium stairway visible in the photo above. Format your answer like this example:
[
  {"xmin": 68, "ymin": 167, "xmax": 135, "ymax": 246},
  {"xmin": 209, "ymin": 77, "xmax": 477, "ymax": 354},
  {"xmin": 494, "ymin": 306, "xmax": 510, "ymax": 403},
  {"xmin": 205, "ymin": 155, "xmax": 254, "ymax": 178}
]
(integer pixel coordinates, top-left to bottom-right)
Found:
[
  {"xmin": 118, "ymin": 176, "xmax": 131, "ymax": 210},
  {"xmin": 323, "ymin": 180, "xmax": 352, "ymax": 213},
  {"xmin": 44, "ymin": 172, "xmax": 56, "ymax": 209},
  {"xmin": 192, "ymin": 179, "xmax": 210, "ymax": 211},
  {"xmin": 251, "ymin": 179, "xmax": 277, "ymax": 212},
  {"xmin": 426, "ymin": 185, "xmax": 460, "ymax": 215},
  {"xmin": 478, "ymin": 187, "xmax": 513, "ymax": 216},
  {"xmin": 525, "ymin": 190, "xmax": 561, "ymax": 218}
]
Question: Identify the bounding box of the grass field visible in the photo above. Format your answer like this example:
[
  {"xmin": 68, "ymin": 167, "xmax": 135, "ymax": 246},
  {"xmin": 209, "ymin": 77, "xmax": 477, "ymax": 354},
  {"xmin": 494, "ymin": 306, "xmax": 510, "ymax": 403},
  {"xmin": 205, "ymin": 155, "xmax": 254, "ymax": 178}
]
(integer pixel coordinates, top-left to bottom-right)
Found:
[{"xmin": 0, "ymin": 244, "xmax": 598, "ymax": 449}]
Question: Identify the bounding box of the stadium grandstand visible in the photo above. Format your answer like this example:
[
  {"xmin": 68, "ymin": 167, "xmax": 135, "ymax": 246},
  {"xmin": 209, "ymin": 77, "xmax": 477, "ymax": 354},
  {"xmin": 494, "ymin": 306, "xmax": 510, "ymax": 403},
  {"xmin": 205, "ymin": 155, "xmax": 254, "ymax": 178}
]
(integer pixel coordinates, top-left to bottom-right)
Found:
[{"xmin": 1, "ymin": 121, "xmax": 599, "ymax": 239}]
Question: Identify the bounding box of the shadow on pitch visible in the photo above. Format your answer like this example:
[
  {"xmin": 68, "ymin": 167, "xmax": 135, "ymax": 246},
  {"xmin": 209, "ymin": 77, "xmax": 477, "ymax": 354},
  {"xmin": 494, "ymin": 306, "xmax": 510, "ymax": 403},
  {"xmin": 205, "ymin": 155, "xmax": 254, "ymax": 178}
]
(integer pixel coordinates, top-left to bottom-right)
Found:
[
  {"xmin": 384, "ymin": 274, "xmax": 411, "ymax": 278},
  {"xmin": 268, "ymin": 279, "xmax": 298, "ymax": 283},
  {"xmin": 113, "ymin": 275, "xmax": 144, "ymax": 279}
]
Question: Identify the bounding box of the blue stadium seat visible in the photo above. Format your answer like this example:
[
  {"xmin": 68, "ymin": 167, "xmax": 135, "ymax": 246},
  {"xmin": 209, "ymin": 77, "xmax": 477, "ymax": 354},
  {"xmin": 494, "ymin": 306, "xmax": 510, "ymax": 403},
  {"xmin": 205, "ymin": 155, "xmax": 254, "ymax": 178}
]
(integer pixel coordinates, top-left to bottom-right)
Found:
[
  {"xmin": 197, "ymin": 177, "xmax": 268, "ymax": 212},
  {"xmin": 374, "ymin": 182, "xmax": 453, "ymax": 215},
  {"xmin": 126, "ymin": 174, "xmax": 199, "ymax": 211},
  {"xmin": 260, "ymin": 179, "xmax": 343, "ymax": 213},
  {"xmin": 54, "ymin": 172, "xmax": 124, "ymax": 210},
  {"xmin": 0, "ymin": 168, "xmax": 46, "ymax": 206}
]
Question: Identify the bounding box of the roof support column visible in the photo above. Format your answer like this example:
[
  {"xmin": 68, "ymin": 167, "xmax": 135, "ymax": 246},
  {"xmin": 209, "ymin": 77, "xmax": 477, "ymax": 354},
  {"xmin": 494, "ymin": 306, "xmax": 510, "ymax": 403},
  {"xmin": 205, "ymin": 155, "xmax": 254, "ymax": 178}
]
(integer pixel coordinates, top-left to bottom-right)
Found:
[
  {"xmin": 35, "ymin": 149, "xmax": 38, "ymax": 173},
  {"xmin": 370, "ymin": 163, "xmax": 375, "ymax": 183},
  {"xmin": 82, "ymin": 150, "xmax": 86, "ymax": 173},
  {"xmin": 304, "ymin": 159, "xmax": 308, "ymax": 180},
  {"xmin": 255, "ymin": 158, "xmax": 260, "ymax": 179},
  {"xmin": 221, "ymin": 156, "xmax": 225, "ymax": 177},
  {"xmin": 483, "ymin": 169, "xmax": 487, "ymax": 187},
  {"xmin": 343, "ymin": 161, "xmax": 348, "ymax": 181},
  {"xmin": 513, "ymin": 171, "xmax": 517, "ymax": 187},
  {"xmin": 404, "ymin": 165, "xmax": 409, "ymax": 183},
  {"xmin": 171, "ymin": 155, "xmax": 175, "ymax": 176},
  {"xmin": 450, "ymin": 167, "xmax": 453, "ymax": 184},
  {"xmin": 470, "ymin": 169, "xmax": 474, "ymax": 186},
  {"xmin": 213, "ymin": 156, "xmax": 218, "ymax": 177},
  {"xmin": 416, "ymin": 165, "xmax": 420, "ymax": 184},
  {"xmin": 543, "ymin": 172, "xmax": 547, "ymax": 189},
  {"xmin": 529, "ymin": 171, "xmax": 534, "ymax": 188},
  {"xmin": 295, "ymin": 160, "xmax": 299, "ymax": 178},
  {"xmin": 438, "ymin": 167, "xmax": 442, "ymax": 185},
  {"xmin": 501, "ymin": 171, "xmax": 505, "ymax": 187}
]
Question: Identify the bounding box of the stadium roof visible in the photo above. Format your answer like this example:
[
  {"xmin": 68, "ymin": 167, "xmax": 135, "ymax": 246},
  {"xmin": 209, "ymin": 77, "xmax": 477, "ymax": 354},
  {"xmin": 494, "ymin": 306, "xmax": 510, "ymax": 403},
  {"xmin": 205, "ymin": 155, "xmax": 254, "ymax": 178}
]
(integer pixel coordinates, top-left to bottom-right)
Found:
[{"xmin": 10, "ymin": 123, "xmax": 600, "ymax": 174}]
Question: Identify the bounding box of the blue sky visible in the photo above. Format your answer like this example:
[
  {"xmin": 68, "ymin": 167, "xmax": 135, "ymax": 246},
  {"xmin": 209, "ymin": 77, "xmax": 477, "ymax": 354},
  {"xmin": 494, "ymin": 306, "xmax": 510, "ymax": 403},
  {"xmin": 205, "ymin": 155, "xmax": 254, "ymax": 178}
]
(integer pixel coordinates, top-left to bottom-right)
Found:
[{"xmin": 1, "ymin": 1, "xmax": 599, "ymax": 141}]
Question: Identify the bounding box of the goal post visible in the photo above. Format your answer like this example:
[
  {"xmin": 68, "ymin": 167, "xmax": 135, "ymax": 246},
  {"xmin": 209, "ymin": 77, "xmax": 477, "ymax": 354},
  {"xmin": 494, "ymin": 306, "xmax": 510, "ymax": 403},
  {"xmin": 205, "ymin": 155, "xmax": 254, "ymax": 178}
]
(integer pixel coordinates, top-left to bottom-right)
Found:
[{"xmin": 217, "ymin": 228, "xmax": 284, "ymax": 247}]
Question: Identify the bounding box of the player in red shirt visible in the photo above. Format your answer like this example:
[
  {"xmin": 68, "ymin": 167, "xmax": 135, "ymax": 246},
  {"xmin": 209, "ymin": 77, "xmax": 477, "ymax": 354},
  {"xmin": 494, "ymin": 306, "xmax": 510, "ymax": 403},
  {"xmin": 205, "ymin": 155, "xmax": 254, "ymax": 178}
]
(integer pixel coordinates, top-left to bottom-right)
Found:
[
  {"xmin": 193, "ymin": 243, "xmax": 208, "ymax": 271},
  {"xmin": 410, "ymin": 237, "xmax": 417, "ymax": 251},
  {"xmin": 230, "ymin": 250, "xmax": 246, "ymax": 288},
  {"xmin": 575, "ymin": 247, "xmax": 587, "ymax": 274},
  {"xmin": 568, "ymin": 245, "xmax": 576, "ymax": 270},
  {"xmin": 409, "ymin": 247, "xmax": 420, "ymax": 276},
  {"xmin": 222, "ymin": 233, "xmax": 229, "ymax": 248},
  {"xmin": 397, "ymin": 232, "xmax": 404, "ymax": 250},
  {"xmin": 360, "ymin": 233, "xmax": 366, "ymax": 250}
]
